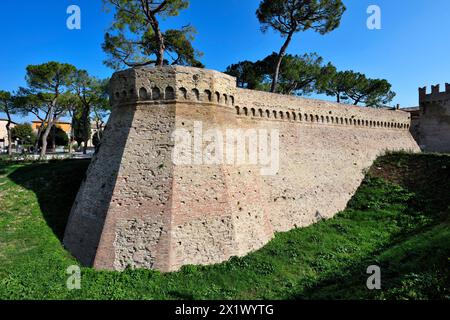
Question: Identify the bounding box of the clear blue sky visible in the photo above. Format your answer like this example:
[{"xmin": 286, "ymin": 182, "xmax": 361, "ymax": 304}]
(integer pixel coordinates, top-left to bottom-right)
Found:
[{"xmin": 1, "ymin": 0, "xmax": 449, "ymax": 122}]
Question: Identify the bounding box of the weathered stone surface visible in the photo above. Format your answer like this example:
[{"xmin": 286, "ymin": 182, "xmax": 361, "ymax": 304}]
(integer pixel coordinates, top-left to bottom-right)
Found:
[
  {"xmin": 416, "ymin": 84, "xmax": 450, "ymax": 152},
  {"xmin": 63, "ymin": 66, "xmax": 420, "ymax": 272}
]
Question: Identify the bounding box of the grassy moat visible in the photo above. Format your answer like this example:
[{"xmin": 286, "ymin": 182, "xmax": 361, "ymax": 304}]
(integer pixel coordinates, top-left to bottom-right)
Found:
[{"xmin": 0, "ymin": 153, "xmax": 449, "ymax": 300}]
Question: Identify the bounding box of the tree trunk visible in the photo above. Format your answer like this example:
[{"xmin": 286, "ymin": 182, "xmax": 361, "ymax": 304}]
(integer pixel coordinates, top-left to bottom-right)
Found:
[
  {"xmin": 68, "ymin": 138, "xmax": 73, "ymax": 155},
  {"xmin": 271, "ymin": 32, "xmax": 294, "ymax": 93},
  {"xmin": 51, "ymin": 125, "xmax": 56, "ymax": 151},
  {"xmin": 40, "ymin": 105, "xmax": 55, "ymax": 160},
  {"xmin": 40, "ymin": 126, "xmax": 51, "ymax": 159},
  {"xmin": 83, "ymin": 104, "xmax": 90, "ymax": 155},
  {"xmin": 6, "ymin": 124, "xmax": 12, "ymax": 156},
  {"xmin": 96, "ymin": 120, "xmax": 104, "ymax": 140},
  {"xmin": 337, "ymin": 94, "xmax": 340, "ymax": 103},
  {"xmin": 156, "ymin": 35, "xmax": 165, "ymax": 67},
  {"xmin": 149, "ymin": 13, "xmax": 165, "ymax": 67},
  {"xmin": 34, "ymin": 123, "xmax": 44, "ymax": 154},
  {"xmin": 5, "ymin": 110, "xmax": 12, "ymax": 156}
]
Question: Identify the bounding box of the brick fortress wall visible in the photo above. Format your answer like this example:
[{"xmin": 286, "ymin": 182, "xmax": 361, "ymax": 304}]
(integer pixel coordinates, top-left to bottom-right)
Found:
[{"xmin": 63, "ymin": 66, "xmax": 420, "ymax": 272}]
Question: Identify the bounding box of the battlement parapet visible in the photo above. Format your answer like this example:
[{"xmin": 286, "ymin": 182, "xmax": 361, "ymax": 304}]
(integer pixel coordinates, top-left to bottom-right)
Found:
[
  {"xmin": 235, "ymin": 88, "xmax": 411, "ymax": 130},
  {"xmin": 110, "ymin": 66, "xmax": 411, "ymax": 131},
  {"xmin": 109, "ymin": 66, "xmax": 237, "ymax": 107},
  {"xmin": 419, "ymin": 83, "xmax": 450, "ymax": 104},
  {"xmin": 416, "ymin": 83, "xmax": 450, "ymax": 152}
]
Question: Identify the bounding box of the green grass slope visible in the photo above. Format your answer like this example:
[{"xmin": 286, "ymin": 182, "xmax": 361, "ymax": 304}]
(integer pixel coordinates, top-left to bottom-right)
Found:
[{"xmin": 0, "ymin": 153, "xmax": 448, "ymax": 300}]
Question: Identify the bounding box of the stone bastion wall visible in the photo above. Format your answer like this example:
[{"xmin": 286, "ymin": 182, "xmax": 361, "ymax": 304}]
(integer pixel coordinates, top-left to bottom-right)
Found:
[{"xmin": 63, "ymin": 66, "xmax": 420, "ymax": 272}]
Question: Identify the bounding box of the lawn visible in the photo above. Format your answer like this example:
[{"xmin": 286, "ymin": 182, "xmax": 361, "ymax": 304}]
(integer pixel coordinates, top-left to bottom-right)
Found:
[{"xmin": 0, "ymin": 153, "xmax": 449, "ymax": 300}]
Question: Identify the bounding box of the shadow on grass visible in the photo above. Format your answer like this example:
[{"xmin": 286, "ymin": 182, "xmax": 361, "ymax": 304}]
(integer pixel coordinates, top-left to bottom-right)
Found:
[
  {"xmin": 295, "ymin": 153, "xmax": 450, "ymax": 300},
  {"xmin": 295, "ymin": 221, "xmax": 450, "ymax": 300},
  {"xmin": 7, "ymin": 160, "xmax": 90, "ymax": 241},
  {"xmin": 2, "ymin": 152, "xmax": 449, "ymax": 300}
]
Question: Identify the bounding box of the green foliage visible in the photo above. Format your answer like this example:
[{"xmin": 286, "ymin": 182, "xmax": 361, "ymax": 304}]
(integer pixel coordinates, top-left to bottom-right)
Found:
[
  {"xmin": 0, "ymin": 90, "xmax": 15, "ymax": 123},
  {"xmin": 52, "ymin": 127, "xmax": 69, "ymax": 147},
  {"xmin": 0, "ymin": 153, "xmax": 449, "ymax": 300},
  {"xmin": 102, "ymin": 0, "xmax": 202, "ymax": 69},
  {"xmin": 70, "ymin": 70, "xmax": 108, "ymax": 148},
  {"xmin": 12, "ymin": 91, "xmax": 47, "ymax": 120},
  {"xmin": 348, "ymin": 177, "xmax": 414, "ymax": 211},
  {"xmin": 72, "ymin": 70, "xmax": 107, "ymax": 106},
  {"xmin": 256, "ymin": 0, "xmax": 346, "ymax": 92},
  {"xmin": 349, "ymin": 77, "xmax": 395, "ymax": 107},
  {"xmin": 257, "ymin": 0, "xmax": 346, "ymax": 36},
  {"xmin": 10, "ymin": 123, "xmax": 36, "ymax": 146},
  {"xmin": 18, "ymin": 62, "xmax": 77, "ymax": 152},
  {"xmin": 262, "ymin": 52, "xmax": 326, "ymax": 95},
  {"xmin": 37, "ymin": 126, "xmax": 69, "ymax": 147},
  {"xmin": 225, "ymin": 53, "xmax": 395, "ymax": 107},
  {"xmin": 224, "ymin": 61, "xmax": 266, "ymax": 90},
  {"xmin": 226, "ymin": 53, "xmax": 338, "ymax": 96},
  {"xmin": 25, "ymin": 62, "xmax": 77, "ymax": 96},
  {"xmin": 0, "ymin": 90, "xmax": 12, "ymax": 102},
  {"xmin": 0, "ymin": 91, "xmax": 16, "ymax": 128},
  {"xmin": 317, "ymin": 69, "xmax": 396, "ymax": 106},
  {"xmin": 0, "ymin": 90, "xmax": 13, "ymax": 114},
  {"xmin": 1, "ymin": 91, "xmax": 18, "ymax": 154},
  {"xmin": 160, "ymin": 28, "xmax": 204, "ymax": 67},
  {"xmin": 71, "ymin": 113, "xmax": 91, "ymax": 146}
]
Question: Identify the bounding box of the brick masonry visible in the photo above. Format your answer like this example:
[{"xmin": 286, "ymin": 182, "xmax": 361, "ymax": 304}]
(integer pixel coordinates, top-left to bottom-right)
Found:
[{"xmin": 63, "ymin": 66, "xmax": 420, "ymax": 272}]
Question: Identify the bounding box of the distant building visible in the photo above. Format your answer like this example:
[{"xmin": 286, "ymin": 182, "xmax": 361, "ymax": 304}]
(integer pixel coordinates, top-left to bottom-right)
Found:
[
  {"xmin": 0, "ymin": 119, "xmax": 17, "ymax": 150},
  {"xmin": 31, "ymin": 120, "xmax": 104, "ymax": 148},
  {"xmin": 31, "ymin": 120, "xmax": 72, "ymax": 136}
]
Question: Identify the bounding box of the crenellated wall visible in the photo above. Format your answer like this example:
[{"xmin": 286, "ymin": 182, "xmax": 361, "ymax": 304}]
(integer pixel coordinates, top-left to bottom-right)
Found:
[
  {"xmin": 416, "ymin": 84, "xmax": 450, "ymax": 152},
  {"xmin": 64, "ymin": 66, "xmax": 420, "ymax": 272}
]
